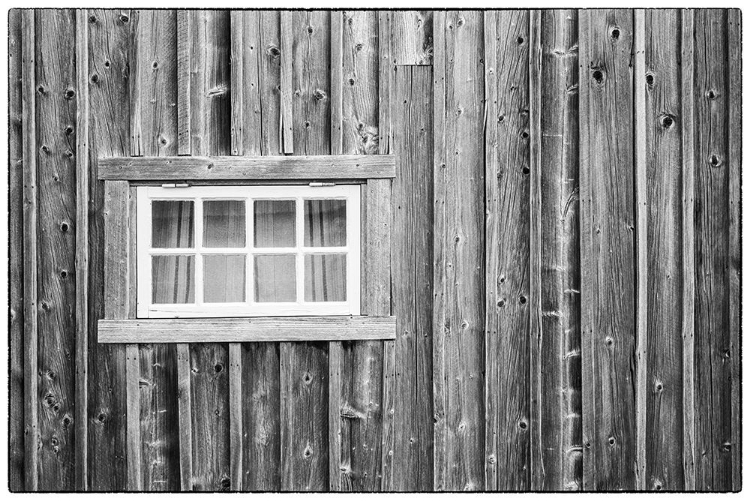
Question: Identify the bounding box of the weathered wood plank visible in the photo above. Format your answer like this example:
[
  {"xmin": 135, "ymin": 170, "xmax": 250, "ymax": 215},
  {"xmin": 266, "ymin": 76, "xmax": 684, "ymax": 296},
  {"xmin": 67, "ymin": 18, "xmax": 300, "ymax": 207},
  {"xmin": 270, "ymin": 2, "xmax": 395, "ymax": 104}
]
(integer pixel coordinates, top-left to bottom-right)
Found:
[
  {"xmin": 36, "ymin": 10, "xmax": 78, "ymax": 490},
  {"xmin": 228, "ymin": 343, "xmax": 242, "ymax": 490},
  {"xmin": 330, "ymin": 11, "xmax": 343, "ymax": 155},
  {"xmin": 9, "ymin": 8, "xmax": 25, "ymax": 492},
  {"xmin": 176, "ymin": 10, "xmax": 190, "ymax": 155},
  {"xmin": 74, "ymin": 9, "xmax": 91, "ymax": 491},
  {"xmin": 391, "ymin": 11, "xmax": 433, "ymax": 65},
  {"xmin": 21, "ymin": 8, "xmax": 39, "ymax": 492},
  {"xmin": 280, "ymin": 11, "xmax": 293, "ymax": 154},
  {"xmin": 392, "ymin": 64, "xmax": 434, "ymax": 491},
  {"xmin": 98, "ymin": 154, "xmax": 396, "ymax": 180},
  {"xmin": 579, "ymin": 9, "xmax": 637, "ymax": 490},
  {"xmin": 101, "ymin": 317, "xmax": 394, "ymax": 345},
  {"xmin": 88, "ymin": 8, "xmax": 131, "ymax": 490},
  {"xmin": 125, "ymin": 344, "xmax": 142, "ymax": 490},
  {"xmin": 680, "ymin": 9, "xmax": 696, "ymax": 490},
  {"xmin": 176, "ymin": 343, "xmax": 193, "ymax": 490},
  {"xmin": 642, "ymin": 9, "xmax": 685, "ymax": 491},
  {"xmin": 533, "ymin": 9, "xmax": 582, "ymax": 491},
  {"xmin": 484, "ymin": 9, "xmax": 531, "ymax": 491},
  {"xmin": 129, "ymin": 8, "xmax": 180, "ymax": 492},
  {"xmin": 433, "ymin": 10, "xmax": 485, "ymax": 492},
  {"xmin": 103, "ymin": 181, "xmax": 129, "ymax": 319},
  {"xmin": 183, "ymin": 10, "xmax": 232, "ymax": 491},
  {"xmin": 280, "ymin": 10, "xmax": 331, "ymax": 491},
  {"xmin": 693, "ymin": 8, "xmax": 732, "ymax": 492},
  {"xmin": 727, "ymin": 8, "xmax": 742, "ymax": 493}
]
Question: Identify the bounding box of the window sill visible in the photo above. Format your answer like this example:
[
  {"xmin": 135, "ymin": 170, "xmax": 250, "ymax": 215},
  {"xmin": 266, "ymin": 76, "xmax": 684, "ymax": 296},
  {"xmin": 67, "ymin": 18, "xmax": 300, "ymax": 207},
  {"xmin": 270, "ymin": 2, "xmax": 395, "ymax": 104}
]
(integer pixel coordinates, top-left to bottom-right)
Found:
[{"xmin": 97, "ymin": 315, "xmax": 396, "ymax": 343}]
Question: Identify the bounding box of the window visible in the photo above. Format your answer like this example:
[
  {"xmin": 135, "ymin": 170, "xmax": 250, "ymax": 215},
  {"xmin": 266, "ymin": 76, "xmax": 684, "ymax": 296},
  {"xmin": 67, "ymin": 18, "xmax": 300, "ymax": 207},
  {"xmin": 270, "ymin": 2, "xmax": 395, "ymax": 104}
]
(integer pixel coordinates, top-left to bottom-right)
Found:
[{"xmin": 136, "ymin": 185, "xmax": 361, "ymax": 318}]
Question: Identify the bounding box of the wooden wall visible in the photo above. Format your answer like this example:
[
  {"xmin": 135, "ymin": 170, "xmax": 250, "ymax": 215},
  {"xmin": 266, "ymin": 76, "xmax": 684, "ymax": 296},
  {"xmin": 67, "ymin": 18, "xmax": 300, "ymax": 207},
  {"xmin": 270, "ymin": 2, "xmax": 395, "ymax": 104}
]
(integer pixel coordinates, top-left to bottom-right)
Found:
[{"xmin": 8, "ymin": 9, "xmax": 741, "ymax": 492}]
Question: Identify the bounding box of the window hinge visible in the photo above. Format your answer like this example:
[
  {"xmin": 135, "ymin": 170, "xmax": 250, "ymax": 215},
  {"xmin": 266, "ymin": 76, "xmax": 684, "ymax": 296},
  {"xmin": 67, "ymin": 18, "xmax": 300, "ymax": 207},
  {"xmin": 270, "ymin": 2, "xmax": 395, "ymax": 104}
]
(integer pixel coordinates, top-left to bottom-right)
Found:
[
  {"xmin": 309, "ymin": 182, "xmax": 335, "ymax": 187},
  {"xmin": 161, "ymin": 183, "xmax": 190, "ymax": 188}
]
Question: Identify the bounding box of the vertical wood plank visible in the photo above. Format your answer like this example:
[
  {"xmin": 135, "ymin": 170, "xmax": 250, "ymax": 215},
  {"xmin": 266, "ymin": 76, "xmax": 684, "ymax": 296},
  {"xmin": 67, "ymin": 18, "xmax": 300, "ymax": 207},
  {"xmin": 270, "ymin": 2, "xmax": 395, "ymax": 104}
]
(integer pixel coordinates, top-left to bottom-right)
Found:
[
  {"xmin": 680, "ymin": 9, "xmax": 696, "ymax": 490},
  {"xmin": 74, "ymin": 9, "xmax": 91, "ymax": 492},
  {"xmin": 88, "ymin": 8, "xmax": 130, "ymax": 490},
  {"xmin": 176, "ymin": 343, "xmax": 193, "ymax": 490},
  {"xmin": 727, "ymin": 8, "xmax": 742, "ymax": 492},
  {"xmin": 693, "ymin": 8, "xmax": 731, "ymax": 492},
  {"xmin": 391, "ymin": 11, "xmax": 434, "ymax": 65},
  {"xmin": 433, "ymin": 10, "xmax": 485, "ymax": 492},
  {"xmin": 21, "ymin": 8, "xmax": 39, "ymax": 492},
  {"xmin": 129, "ymin": 9, "xmax": 180, "ymax": 492},
  {"xmin": 642, "ymin": 9, "xmax": 685, "ymax": 491},
  {"xmin": 330, "ymin": 11, "xmax": 343, "ymax": 155},
  {"xmin": 579, "ymin": 9, "xmax": 637, "ymax": 491},
  {"xmin": 280, "ymin": 11, "xmax": 293, "ymax": 154},
  {"xmin": 176, "ymin": 10, "xmax": 190, "ymax": 155},
  {"xmin": 534, "ymin": 9, "xmax": 582, "ymax": 491},
  {"xmin": 484, "ymin": 9, "xmax": 531, "ymax": 491},
  {"xmin": 228, "ymin": 343, "xmax": 242, "ymax": 490},
  {"xmin": 125, "ymin": 344, "xmax": 142, "ymax": 490},
  {"xmin": 35, "ymin": 10, "xmax": 78, "ymax": 490},
  {"xmin": 103, "ymin": 181, "xmax": 129, "ymax": 319},
  {"xmin": 392, "ymin": 64, "xmax": 434, "ymax": 491},
  {"xmin": 9, "ymin": 8, "xmax": 25, "ymax": 492},
  {"xmin": 280, "ymin": 10, "xmax": 331, "ymax": 492}
]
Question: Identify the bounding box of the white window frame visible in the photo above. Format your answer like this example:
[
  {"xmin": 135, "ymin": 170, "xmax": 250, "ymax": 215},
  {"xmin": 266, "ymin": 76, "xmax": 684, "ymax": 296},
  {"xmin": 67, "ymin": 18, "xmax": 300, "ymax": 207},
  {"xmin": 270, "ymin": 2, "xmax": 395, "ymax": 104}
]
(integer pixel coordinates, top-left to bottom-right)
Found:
[{"xmin": 136, "ymin": 184, "xmax": 361, "ymax": 318}]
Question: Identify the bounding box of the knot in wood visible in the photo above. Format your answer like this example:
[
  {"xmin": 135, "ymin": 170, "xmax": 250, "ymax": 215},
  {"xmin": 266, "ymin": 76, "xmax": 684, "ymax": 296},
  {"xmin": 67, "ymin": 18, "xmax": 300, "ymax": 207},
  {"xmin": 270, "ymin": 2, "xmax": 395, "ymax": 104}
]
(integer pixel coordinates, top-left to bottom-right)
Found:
[
  {"xmin": 36, "ymin": 84, "xmax": 45, "ymax": 94},
  {"xmin": 214, "ymin": 363, "xmax": 223, "ymax": 373},
  {"xmin": 267, "ymin": 44, "xmax": 281, "ymax": 57},
  {"xmin": 519, "ymin": 295, "xmax": 527, "ymax": 305},
  {"xmin": 592, "ymin": 69, "xmax": 604, "ymax": 84},
  {"xmin": 303, "ymin": 444, "xmax": 313, "ymax": 458},
  {"xmin": 119, "ymin": 13, "xmax": 129, "ymax": 24},
  {"xmin": 90, "ymin": 73, "xmax": 99, "ymax": 84},
  {"xmin": 516, "ymin": 36, "xmax": 525, "ymax": 45},
  {"xmin": 660, "ymin": 114, "xmax": 675, "ymax": 129},
  {"xmin": 705, "ymin": 89, "xmax": 718, "ymax": 100},
  {"xmin": 65, "ymin": 125, "xmax": 74, "ymax": 135},
  {"xmin": 610, "ymin": 27, "xmax": 620, "ymax": 40},
  {"xmin": 88, "ymin": 14, "xmax": 97, "ymax": 24},
  {"xmin": 608, "ymin": 436, "xmax": 616, "ymax": 446},
  {"xmin": 645, "ymin": 73, "xmax": 654, "ymax": 86},
  {"xmin": 709, "ymin": 154, "xmax": 722, "ymax": 168},
  {"xmin": 313, "ymin": 89, "xmax": 327, "ymax": 101},
  {"xmin": 65, "ymin": 88, "xmax": 76, "ymax": 99},
  {"xmin": 518, "ymin": 419, "xmax": 528, "ymax": 430}
]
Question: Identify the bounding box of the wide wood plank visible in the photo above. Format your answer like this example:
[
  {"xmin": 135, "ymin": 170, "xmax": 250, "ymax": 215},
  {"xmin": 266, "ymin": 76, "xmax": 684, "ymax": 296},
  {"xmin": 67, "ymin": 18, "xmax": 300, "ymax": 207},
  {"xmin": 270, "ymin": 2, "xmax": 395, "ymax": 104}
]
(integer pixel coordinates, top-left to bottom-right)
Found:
[
  {"xmin": 579, "ymin": 9, "xmax": 637, "ymax": 491},
  {"xmin": 391, "ymin": 11, "xmax": 433, "ymax": 65},
  {"xmin": 433, "ymin": 10, "xmax": 485, "ymax": 492},
  {"xmin": 88, "ymin": 8, "xmax": 131, "ymax": 490},
  {"xmin": 484, "ymin": 9, "xmax": 531, "ymax": 491},
  {"xmin": 98, "ymin": 154, "xmax": 396, "ymax": 180}
]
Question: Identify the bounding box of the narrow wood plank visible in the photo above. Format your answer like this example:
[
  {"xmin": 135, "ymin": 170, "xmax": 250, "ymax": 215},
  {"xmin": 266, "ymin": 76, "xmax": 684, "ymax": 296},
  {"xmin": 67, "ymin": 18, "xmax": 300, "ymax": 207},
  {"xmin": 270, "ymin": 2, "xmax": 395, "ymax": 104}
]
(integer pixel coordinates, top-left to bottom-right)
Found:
[
  {"xmin": 378, "ymin": 11, "xmax": 392, "ymax": 157},
  {"xmin": 183, "ymin": 10, "xmax": 232, "ymax": 491},
  {"xmin": 228, "ymin": 343, "xmax": 242, "ymax": 491},
  {"xmin": 36, "ymin": 10, "xmax": 79, "ymax": 490},
  {"xmin": 633, "ymin": 9, "xmax": 647, "ymax": 491},
  {"xmin": 330, "ymin": 10, "xmax": 343, "ymax": 155},
  {"xmin": 643, "ymin": 9, "xmax": 685, "ymax": 491},
  {"xmin": 129, "ymin": 9, "xmax": 180, "ymax": 491},
  {"xmin": 21, "ymin": 8, "xmax": 39, "ymax": 492},
  {"xmin": 230, "ymin": 11, "xmax": 246, "ymax": 156},
  {"xmin": 693, "ymin": 8, "xmax": 732, "ymax": 492},
  {"xmin": 328, "ymin": 342, "xmax": 344, "ymax": 490},
  {"xmin": 392, "ymin": 64, "xmax": 434, "ymax": 491},
  {"xmin": 534, "ymin": 9, "xmax": 582, "ymax": 491},
  {"xmin": 176, "ymin": 343, "xmax": 193, "ymax": 491},
  {"xmin": 98, "ymin": 154, "xmax": 396, "ymax": 180},
  {"xmin": 433, "ymin": 10, "xmax": 485, "ymax": 492},
  {"xmin": 727, "ymin": 8, "xmax": 742, "ymax": 492},
  {"xmin": 391, "ymin": 11, "xmax": 433, "ymax": 65},
  {"xmin": 484, "ymin": 9, "xmax": 531, "ymax": 491},
  {"xmin": 88, "ymin": 9, "xmax": 131, "ymax": 490},
  {"xmin": 103, "ymin": 181, "xmax": 129, "ymax": 319},
  {"xmin": 280, "ymin": 11, "xmax": 331, "ymax": 491},
  {"xmin": 8, "ymin": 8, "xmax": 25, "ymax": 492},
  {"xmin": 176, "ymin": 10, "xmax": 190, "ymax": 155},
  {"xmin": 280, "ymin": 11, "xmax": 293, "ymax": 154},
  {"xmin": 680, "ymin": 9, "xmax": 696, "ymax": 490},
  {"xmin": 579, "ymin": 10, "xmax": 637, "ymax": 491},
  {"xmin": 125, "ymin": 343, "xmax": 142, "ymax": 490}
]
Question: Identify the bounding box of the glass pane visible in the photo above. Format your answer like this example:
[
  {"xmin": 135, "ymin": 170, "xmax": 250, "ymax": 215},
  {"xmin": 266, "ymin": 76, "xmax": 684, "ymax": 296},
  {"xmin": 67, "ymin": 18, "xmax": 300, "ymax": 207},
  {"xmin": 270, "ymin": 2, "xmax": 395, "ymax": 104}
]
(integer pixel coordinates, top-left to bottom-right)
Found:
[
  {"xmin": 254, "ymin": 200, "xmax": 296, "ymax": 248},
  {"xmin": 204, "ymin": 200, "xmax": 246, "ymax": 248},
  {"xmin": 204, "ymin": 255, "xmax": 246, "ymax": 303},
  {"xmin": 254, "ymin": 254, "xmax": 296, "ymax": 302},
  {"xmin": 152, "ymin": 255, "xmax": 195, "ymax": 303},
  {"xmin": 152, "ymin": 201, "xmax": 194, "ymax": 248},
  {"xmin": 304, "ymin": 199, "xmax": 346, "ymax": 247},
  {"xmin": 304, "ymin": 254, "xmax": 346, "ymax": 302}
]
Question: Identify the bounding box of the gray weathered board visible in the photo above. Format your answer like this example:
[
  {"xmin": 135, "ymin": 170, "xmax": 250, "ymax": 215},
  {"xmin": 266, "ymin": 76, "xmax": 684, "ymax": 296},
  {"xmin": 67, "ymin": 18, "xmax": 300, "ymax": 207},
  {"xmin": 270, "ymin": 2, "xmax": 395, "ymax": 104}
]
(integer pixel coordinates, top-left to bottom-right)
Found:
[{"xmin": 9, "ymin": 8, "xmax": 741, "ymax": 492}]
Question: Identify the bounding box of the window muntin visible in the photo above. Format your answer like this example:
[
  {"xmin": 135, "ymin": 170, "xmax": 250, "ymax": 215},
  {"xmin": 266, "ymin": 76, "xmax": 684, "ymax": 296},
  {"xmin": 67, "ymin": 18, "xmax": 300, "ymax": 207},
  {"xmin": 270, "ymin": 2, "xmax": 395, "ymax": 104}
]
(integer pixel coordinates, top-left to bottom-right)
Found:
[{"xmin": 136, "ymin": 185, "xmax": 361, "ymax": 318}]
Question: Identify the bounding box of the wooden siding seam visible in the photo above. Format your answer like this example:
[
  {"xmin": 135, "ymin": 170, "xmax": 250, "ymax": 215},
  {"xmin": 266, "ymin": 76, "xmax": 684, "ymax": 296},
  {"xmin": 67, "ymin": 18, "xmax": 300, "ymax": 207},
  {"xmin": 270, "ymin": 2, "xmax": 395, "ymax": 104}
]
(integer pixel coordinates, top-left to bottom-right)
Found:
[
  {"xmin": 633, "ymin": 9, "xmax": 647, "ymax": 491},
  {"xmin": 22, "ymin": 8, "xmax": 39, "ymax": 491},
  {"xmin": 74, "ymin": 8, "xmax": 90, "ymax": 491}
]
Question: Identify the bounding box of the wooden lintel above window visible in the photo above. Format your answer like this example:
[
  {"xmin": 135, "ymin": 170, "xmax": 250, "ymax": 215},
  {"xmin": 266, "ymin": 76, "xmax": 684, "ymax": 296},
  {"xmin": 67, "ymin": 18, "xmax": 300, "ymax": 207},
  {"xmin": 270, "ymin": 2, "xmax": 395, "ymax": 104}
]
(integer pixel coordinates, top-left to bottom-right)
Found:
[
  {"xmin": 98, "ymin": 316, "xmax": 396, "ymax": 343},
  {"xmin": 97, "ymin": 154, "xmax": 396, "ymax": 181}
]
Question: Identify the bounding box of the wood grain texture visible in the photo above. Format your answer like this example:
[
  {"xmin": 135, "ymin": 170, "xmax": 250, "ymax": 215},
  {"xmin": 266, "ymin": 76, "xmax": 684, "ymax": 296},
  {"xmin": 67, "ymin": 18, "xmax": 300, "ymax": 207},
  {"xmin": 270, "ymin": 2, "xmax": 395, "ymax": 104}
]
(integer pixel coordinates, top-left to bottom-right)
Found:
[
  {"xmin": 21, "ymin": 8, "xmax": 39, "ymax": 492},
  {"xmin": 392, "ymin": 11, "xmax": 433, "ymax": 65},
  {"xmin": 228, "ymin": 343, "xmax": 243, "ymax": 490},
  {"xmin": 693, "ymin": 9, "xmax": 732, "ymax": 492},
  {"xmin": 484, "ymin": 9, "xmax": 531, "ymax": 491},
  {"xmin": 128, "ymin": 8, "xmax": 180, "ymax": 492},
  {"xmin": 680, "ymin": 9, "xmax": 696, "ymax": 490},
  {"xmin": 98, "ymin": 154, "xmax": 395, "ymax": 180},
  {"xmin": 87, "ymin": 8, "xmax": 131, "ymax": 490},
  {"xmin": 176, "ymin": 343, "xmax": 193, "ymax": 490},
  {"xmin": 392, "ymin": 65, "xmax": 434, "ymax": 491},
  {"xmin": 433, "ymin": 10, "xmax": 485, "ymax": 492},
  {"xmin": 278, "ymin": 10, "xmax": 332, "ymax": 492},
  {"xmin": 125, "ymin": 344, "xmax": 142, "ymax": 490},
  {"xmin": 9, "ymin": 8, "xmax": 25, "ymax": 492},
  {"xmin": 642, "ymin": 9, "xmax": 685, "ymax": 491},
  {"xmin": 579, "ymin": 9, "xmax": 637, "ymax": 491},
  {"xmin": 533, "ymin": 9, "xmax": 582, "ymax": 491},
  {"xmin": 280, "ymin": 11, "xmax": 294, "ymax": 154},
  {"xmin": 103, "ymin": 181, "xmax": 129, "ymax": 319},
  {"xmin": 727, "ymin": 8, "xmax": 742, "ymax": 492}
]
